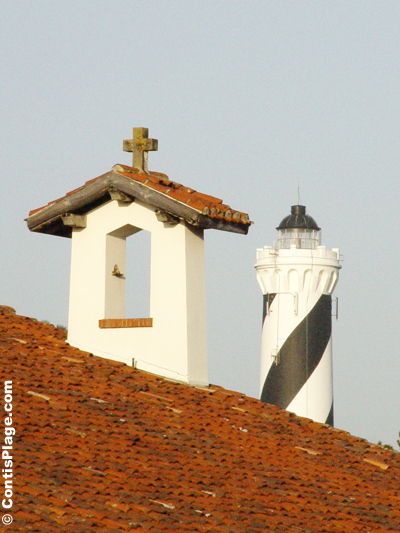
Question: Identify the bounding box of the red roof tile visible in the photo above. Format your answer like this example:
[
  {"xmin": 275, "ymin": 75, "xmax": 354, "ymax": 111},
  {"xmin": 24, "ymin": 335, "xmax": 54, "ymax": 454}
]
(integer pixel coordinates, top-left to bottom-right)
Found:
[
  {"xmin": 2, "ymin": 305, "xmax": 400, "ymax": 531},
  {"xmin": 27, "ymin": 164, "xmax": 251, "ymax": 237}
]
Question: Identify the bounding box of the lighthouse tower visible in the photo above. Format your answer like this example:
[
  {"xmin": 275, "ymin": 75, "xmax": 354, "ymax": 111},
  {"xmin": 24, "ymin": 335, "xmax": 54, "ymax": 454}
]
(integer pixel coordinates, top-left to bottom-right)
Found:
[{"xmin": 255, "ymin": 205, "xmax": 341, "ymax": 425}]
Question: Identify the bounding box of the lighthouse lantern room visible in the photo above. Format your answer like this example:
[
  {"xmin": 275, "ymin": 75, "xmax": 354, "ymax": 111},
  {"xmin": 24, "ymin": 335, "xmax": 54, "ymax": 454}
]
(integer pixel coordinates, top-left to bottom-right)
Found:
[{"xmin": 277, "ymin": 205, "xmax": 320, "ymax": 249}]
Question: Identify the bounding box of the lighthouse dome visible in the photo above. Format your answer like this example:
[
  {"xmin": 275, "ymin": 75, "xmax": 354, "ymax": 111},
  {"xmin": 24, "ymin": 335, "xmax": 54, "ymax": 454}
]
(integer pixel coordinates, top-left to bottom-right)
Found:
[{"xmin": 276, "ymin": 205, "xmax": 320, "ymax": 249}]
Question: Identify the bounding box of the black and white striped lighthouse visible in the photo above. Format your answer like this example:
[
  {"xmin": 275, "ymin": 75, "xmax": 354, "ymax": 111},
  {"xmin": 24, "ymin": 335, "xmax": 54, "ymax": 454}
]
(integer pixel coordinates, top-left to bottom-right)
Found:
[{"xmin": 255, "ymin": 205, "xmax": 341, "ymax": 425}]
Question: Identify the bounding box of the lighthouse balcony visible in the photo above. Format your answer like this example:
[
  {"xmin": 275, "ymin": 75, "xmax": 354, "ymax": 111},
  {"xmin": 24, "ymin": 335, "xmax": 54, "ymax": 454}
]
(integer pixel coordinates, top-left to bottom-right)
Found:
[{"xmin": 256, "ymin": 245, "xmax": 340, "ymax": 262}]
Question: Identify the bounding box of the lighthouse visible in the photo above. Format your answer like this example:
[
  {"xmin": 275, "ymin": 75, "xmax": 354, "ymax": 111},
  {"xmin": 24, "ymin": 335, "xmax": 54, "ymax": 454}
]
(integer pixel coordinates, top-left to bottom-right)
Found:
[{"xmin": 255, "ymin": 205, "xmax": 341, "ymax": 425}]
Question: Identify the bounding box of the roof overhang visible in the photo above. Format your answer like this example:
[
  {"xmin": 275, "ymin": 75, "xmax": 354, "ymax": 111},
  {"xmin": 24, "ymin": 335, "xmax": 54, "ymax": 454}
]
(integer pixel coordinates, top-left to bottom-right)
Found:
[{"xmin": 27, "ymin": 169, "xmax": 251, "ymax": 237}]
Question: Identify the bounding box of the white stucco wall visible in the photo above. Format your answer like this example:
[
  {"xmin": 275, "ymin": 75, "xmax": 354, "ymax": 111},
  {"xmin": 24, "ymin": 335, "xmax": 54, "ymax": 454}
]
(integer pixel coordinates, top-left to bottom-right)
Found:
[{"xmin": 67, "ymin": 198, "xmax": 208, "ymax": 386}]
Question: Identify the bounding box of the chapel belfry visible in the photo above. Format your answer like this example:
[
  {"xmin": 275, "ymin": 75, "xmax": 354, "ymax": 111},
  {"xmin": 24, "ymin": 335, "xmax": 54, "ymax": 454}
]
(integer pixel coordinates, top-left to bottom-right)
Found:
[{"xmin": 27, "ymin": 127, "xmax": 251, "ymax": 386}]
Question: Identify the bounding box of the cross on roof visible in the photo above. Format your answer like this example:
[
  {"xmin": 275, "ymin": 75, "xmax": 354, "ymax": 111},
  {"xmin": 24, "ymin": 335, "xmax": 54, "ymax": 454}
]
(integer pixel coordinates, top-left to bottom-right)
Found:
[{"xmin": 123, "ymin": 127, "xmax": 158, "ymax": 173}]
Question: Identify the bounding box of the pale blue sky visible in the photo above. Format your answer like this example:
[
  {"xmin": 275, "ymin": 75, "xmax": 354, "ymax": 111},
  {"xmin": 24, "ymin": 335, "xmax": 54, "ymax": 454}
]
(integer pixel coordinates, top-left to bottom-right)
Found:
[{"xmin": 1, "ymin": 1, "xmax": 400, "ymax": 447}]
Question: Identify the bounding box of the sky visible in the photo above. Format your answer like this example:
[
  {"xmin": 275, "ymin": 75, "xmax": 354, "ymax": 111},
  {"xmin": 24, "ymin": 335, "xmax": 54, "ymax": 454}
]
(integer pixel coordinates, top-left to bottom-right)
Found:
[{"xmin": 1, "ymin": 1, "xmax": 400, "ymax": 447}]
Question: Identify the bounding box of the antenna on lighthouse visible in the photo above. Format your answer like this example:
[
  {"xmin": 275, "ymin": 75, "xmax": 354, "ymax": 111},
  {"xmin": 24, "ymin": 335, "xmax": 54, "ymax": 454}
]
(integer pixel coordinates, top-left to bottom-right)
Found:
[
  {"xmin": 297, "ymin": 179, "xmax": 301, "ymax": 206},
  {"xmin": 255, "ymin": 204, "xmax": 342, "ymax": 425}
]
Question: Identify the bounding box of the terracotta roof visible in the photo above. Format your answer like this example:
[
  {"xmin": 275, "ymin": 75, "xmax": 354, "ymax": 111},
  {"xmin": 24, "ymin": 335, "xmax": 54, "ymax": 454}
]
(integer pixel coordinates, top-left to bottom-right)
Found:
[
  {"xmin": 26, "ymin": 165, "xmax": 251, "ymax": 237},
  {"xmin": 3, "ymin": 306, "xmax": 400, "ymax": 532}
]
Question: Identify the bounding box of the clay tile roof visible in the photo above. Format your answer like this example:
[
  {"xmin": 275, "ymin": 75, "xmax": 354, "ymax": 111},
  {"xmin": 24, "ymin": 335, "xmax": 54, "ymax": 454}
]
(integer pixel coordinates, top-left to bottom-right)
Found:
[
  {"xmin": 26, "ymin": 164, "xmax": 251, "ymax": 238},
  {"xmin": 2, "ymin": 306, "xmax": 400, "ymax": 531}
]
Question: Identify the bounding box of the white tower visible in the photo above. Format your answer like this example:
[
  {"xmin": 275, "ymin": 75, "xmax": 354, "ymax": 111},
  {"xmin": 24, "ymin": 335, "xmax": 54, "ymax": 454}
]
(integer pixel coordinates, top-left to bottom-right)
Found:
[
  {"xmin": 27, "ymin": 128, "xmax": 251, "ymax": 387},
  {"xmin": 255, "ymin": 205, "xmax": 341, "ymax": 425}
]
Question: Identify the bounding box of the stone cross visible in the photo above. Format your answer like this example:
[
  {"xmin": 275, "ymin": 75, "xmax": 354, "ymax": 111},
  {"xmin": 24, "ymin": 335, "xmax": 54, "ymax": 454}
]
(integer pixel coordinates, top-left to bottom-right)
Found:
[{"xmin": 123, "ymin": 127, "xmax": 158, "ymax": 173}]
